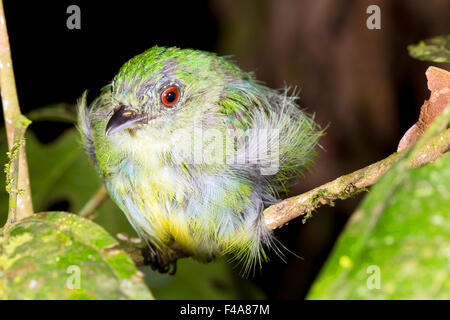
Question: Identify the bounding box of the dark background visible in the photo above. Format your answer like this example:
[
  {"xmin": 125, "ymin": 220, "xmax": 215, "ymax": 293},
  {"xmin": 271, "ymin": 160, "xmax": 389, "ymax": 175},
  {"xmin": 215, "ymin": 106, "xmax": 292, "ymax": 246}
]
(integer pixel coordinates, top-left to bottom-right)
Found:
[{"xmin": 2, "ymin": 0, "xmax": 449, "ymax": 299}]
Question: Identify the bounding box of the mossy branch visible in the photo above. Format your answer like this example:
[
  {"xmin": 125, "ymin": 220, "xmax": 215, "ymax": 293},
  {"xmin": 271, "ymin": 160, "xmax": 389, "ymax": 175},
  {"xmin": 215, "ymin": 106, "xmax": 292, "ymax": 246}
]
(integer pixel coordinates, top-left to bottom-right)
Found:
[
  {"xmin": 4, "ymin": 115, "xmax": 31, "ymax": 225},
  {"xmin": 264, "ymin": 125, "xmax": 450, "ymax": 229},
  {"xmin": 0, "ymin": 0, "xmax": 33, "ymax": 221}
]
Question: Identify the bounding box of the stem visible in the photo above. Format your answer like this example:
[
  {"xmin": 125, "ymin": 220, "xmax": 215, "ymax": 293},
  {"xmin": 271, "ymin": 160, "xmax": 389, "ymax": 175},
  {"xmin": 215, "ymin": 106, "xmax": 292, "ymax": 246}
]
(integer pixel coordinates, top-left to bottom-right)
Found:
[
  {"xmin": 6, "ymin": 128, "xmax": 20, "ymax": 224},
  {"xmin": 5, "ymin": 115, "xmax": 30, "ymax": 225},
  {"xmin": 0, "ymin": 0, "xmax": 33, "ymax": 220},
  {"xmin": 79, "ymin": 185, "xmax": 108, "ymax": 219}
]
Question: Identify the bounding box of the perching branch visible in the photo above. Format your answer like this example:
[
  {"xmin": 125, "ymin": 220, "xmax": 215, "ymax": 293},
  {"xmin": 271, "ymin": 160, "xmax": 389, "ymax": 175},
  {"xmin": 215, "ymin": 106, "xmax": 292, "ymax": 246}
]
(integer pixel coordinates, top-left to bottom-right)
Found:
[
  {"xmin": 264, "ymin": 127, "xmax": 450, "ymax": 229},
  {"xmin": 0, "ymin": 0, "xmax": 33, "ymax": 220}
]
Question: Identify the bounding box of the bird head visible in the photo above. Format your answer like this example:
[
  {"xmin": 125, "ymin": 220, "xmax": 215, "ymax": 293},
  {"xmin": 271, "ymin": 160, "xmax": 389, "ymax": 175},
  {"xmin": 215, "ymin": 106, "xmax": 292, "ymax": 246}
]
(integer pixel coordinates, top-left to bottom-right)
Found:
[{"xmin": 104, "ymin": 46, "xmax": 244, "ymax": 138}]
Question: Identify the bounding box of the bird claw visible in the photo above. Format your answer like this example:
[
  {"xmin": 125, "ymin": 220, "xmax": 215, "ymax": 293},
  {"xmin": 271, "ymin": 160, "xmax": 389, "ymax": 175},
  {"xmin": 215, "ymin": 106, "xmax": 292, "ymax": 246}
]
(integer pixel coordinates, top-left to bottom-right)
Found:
[{"xmin": 142, "ymin": 245, "xmax": 177, "ymax": 275}]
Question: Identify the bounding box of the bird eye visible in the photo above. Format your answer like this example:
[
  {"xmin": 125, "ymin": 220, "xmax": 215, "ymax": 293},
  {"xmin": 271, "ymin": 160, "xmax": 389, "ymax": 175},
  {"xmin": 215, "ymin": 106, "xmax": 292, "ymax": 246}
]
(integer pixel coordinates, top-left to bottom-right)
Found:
[{"xmin": 161, "ymin": 86, "xmax": 179, "ymax": 107}]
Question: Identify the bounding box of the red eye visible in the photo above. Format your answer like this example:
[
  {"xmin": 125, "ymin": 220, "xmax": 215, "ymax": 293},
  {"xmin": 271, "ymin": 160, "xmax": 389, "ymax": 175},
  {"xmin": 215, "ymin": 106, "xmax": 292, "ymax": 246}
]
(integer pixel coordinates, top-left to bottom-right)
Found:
[{"xmin": 161, "ymin": 86, "xmax": 179, "ymax": 107}]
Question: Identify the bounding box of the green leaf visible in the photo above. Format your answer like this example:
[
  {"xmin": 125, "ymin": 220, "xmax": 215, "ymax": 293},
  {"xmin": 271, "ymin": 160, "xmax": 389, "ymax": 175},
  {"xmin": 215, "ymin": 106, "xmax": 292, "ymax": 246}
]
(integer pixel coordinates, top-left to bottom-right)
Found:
[
  {"xmin": 408, "ymin": 35, "xmax": 450, "ymax": 63},
  {"xmin": 307, "ymin": 147, "xmax": 450, "ymax": 299},
  {"xmin": 0, "ymin": 211, "xmax": 153, "ymax": 299},
  {"xmin": 26, "ymin": 103, "xmax": 77, "ymax": 124}
]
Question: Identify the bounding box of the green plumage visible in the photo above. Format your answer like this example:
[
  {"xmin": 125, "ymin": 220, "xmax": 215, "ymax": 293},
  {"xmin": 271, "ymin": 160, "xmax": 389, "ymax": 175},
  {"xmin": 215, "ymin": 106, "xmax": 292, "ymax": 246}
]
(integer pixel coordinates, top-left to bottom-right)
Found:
[{"xmin": 78, "ymin": 46, "xmax": 322, "ymax": 275}]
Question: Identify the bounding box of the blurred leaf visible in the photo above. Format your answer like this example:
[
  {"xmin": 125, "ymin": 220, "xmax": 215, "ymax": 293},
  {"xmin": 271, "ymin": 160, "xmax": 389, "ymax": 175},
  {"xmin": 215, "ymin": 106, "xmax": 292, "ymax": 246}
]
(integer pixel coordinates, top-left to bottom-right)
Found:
[
  {"xmin": 0, "ymin": 211, "xmax": 152, "ymax": 299},
  {"xmin": 408, "ymin": 35, "xmax": 450, "ymax": 63},
  {"xmin": 142, "ymin": 258, "xmax": 265, "ymax": 300},
  {"xmin": 307, "ymin": 150, "xmax": 450, "ymax": 299},
  {"xmin": 26, "ymin": 103, "xmax": 77, "ymax": 123}
]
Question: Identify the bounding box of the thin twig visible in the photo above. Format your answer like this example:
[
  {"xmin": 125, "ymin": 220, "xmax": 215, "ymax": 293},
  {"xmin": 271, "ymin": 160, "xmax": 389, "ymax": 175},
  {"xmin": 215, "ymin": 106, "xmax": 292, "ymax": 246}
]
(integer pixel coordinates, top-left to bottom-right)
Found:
[
  {"xmin": 0, "ymin": 0, "xmax": 33, "ymax": 220},
  {"xmin": 79, "ymin": 185, "xmax": 108, "ymax": 219}
]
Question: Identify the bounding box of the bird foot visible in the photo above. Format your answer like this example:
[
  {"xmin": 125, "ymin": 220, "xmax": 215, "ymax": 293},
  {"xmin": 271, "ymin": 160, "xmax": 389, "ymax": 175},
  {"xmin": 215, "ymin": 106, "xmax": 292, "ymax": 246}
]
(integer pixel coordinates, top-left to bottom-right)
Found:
[{"xmin": 142, "ymin": 245, "xmax": 177, "ymax": 275}]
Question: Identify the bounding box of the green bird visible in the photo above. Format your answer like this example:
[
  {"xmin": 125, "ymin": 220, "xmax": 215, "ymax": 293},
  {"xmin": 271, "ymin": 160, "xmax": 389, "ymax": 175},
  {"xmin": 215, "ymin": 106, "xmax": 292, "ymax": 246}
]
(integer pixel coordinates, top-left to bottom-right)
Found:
[{"xmin": 78, "ymin": 46, "xmax": 321, "ymax": 275}]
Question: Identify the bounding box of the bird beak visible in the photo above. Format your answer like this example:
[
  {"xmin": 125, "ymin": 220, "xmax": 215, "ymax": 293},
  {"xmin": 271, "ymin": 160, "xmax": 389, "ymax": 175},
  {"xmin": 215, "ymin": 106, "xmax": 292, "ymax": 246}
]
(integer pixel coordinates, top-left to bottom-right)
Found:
[{"xmin": 105, "ymin": 105, "xmax": 148, "ymax": 136}]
